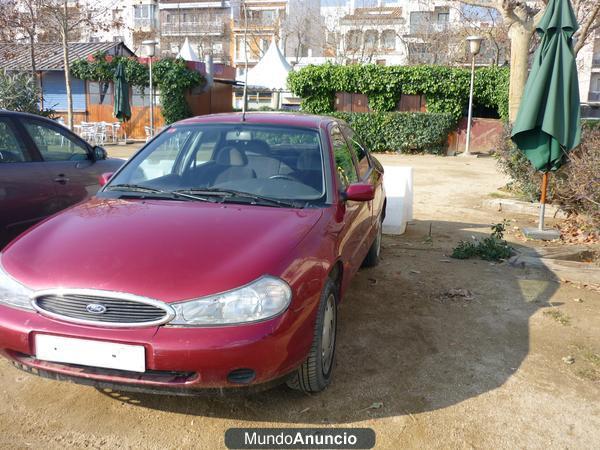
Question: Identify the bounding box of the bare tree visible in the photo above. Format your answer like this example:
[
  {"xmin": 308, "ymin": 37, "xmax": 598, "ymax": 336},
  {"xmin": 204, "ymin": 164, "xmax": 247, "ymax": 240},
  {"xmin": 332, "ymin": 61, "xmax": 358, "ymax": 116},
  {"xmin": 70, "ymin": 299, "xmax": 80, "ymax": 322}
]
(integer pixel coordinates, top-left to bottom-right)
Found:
[
  {"xmin": 458, "ymin": 0, "xmax": 600, "ymax": 121},
  {"xmin": 0, "ymin": 0, "xmax": 45, "ymax": 75},
  {"xmin": 281, "ymin": 2, "xmax": 324, "ymax": 64},
  {"xmin": 43, "ymin": 0, "xmax": 119, "ymax": 129}
]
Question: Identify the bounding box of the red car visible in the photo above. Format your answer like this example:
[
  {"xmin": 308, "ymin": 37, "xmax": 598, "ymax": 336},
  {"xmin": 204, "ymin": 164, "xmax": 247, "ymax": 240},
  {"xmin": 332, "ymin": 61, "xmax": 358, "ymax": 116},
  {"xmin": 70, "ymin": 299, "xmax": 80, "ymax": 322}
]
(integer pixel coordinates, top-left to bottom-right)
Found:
[{"xmin": 0, "ymin": 113, "xmax": 385, "ymax": 395}]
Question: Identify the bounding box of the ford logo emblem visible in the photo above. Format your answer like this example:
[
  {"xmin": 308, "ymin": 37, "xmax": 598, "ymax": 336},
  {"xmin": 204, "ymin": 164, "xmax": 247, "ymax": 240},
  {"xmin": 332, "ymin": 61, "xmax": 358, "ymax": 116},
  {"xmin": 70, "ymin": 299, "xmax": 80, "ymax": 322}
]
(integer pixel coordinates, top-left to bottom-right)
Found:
[{"xmin": 85, "ymin": 303, "xmax": 107, "ymax": 314}]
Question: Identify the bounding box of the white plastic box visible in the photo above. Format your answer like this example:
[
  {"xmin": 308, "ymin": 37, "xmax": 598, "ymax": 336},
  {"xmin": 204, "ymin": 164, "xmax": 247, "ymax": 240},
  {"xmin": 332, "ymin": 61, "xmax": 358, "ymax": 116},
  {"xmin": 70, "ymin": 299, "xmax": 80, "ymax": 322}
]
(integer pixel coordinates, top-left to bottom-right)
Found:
[{"xmin": 382, "ymin": 166, "xmax": 414, "ymax": 235}]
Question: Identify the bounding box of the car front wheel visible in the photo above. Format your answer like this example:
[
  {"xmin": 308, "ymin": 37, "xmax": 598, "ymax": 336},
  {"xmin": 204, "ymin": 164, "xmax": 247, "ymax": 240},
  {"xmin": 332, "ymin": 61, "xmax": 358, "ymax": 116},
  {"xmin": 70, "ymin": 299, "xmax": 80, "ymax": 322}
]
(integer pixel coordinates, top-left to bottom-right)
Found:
[{"xmin": 287, "ymin": 278, "xmax": 337, "ymax": 393}]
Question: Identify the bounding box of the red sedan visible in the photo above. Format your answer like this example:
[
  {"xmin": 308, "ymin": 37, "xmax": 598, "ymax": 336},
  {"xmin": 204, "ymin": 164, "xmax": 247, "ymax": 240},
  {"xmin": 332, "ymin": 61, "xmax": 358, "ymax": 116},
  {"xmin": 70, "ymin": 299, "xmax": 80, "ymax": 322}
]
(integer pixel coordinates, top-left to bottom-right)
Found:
[{"xmin": 0, "ymin": 113, "xmax": 385, "ymax": 395}]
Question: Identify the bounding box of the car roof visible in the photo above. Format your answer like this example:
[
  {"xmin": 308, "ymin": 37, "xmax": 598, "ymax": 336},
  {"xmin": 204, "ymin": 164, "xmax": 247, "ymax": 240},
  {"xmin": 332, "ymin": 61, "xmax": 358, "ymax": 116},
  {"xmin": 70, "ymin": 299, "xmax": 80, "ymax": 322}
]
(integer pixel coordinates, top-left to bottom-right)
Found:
[
  {"xmin": 174, "ymin": 112, "xmax": 337, "ymax": 130},
  {"xmin": 0, "ymin": 109, "xmax": 56, "ymax": 122}
]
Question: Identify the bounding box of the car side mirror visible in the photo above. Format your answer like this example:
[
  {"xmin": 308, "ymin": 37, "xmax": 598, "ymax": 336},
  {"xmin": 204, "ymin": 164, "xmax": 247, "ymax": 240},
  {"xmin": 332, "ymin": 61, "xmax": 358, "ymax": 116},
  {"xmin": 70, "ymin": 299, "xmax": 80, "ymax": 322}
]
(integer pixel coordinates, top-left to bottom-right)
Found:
[
  {"xmin": 99, "ymin": 172, "xmax": 114, "ymax": 187},
  {"xmin": 93, "ymin": 146, "xmax": 107, "ymax": 161},
  {"xmin": 343, "ymin": 183, "xmax": 375, "ymax": 202}
]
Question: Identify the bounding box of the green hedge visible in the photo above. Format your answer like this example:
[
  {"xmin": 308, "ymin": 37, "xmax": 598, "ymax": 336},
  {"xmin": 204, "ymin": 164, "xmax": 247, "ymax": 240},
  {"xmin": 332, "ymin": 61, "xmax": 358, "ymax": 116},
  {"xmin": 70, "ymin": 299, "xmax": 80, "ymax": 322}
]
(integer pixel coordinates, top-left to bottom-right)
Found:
[
  {"xmin": 333, "ymin": 111, "xmax": 457, "ymax": 154},
  {"xmin": 288, "ymin": 63, "xmax": 509, "ymax": 121}
]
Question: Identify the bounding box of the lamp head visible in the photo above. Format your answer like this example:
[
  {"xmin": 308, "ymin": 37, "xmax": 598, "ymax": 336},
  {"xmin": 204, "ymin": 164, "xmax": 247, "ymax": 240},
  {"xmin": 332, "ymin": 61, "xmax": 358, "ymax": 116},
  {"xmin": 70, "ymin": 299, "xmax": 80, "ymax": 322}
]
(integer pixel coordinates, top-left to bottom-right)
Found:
[
  {"xmin": 142, "ymin": 40, "xmax": 158, "ymax": 57},
  {"xmin": 466, "ymin": 35, "xmax": 483, "ymax": 56}
]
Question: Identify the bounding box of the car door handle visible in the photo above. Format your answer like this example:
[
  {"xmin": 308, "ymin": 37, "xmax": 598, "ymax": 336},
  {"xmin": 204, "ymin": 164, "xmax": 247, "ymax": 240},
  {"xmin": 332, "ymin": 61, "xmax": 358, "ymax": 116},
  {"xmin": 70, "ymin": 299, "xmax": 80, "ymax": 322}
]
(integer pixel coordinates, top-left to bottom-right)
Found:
[{"xmin": 53, "ymin": 175, "xmax": 70, "ymax": 184}]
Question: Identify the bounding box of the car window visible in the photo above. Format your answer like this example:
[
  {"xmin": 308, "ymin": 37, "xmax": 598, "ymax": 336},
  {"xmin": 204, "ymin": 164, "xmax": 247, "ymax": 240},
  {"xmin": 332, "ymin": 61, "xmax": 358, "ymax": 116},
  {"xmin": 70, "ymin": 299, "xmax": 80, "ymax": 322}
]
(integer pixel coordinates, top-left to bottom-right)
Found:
[
  {"xmin": 331, "ymin": 126, "xmax": 358, "ymax": 189},
  {"xmin": 342, "ymin": 126, "xmax": 370, "ymax": 178},
  {"xmin": 23, "ymin": 120, "xmax": 89, "ymax": 161},
  {"xmin": 132, "ymin": 128, "xmax": 195, "ymax": 182},
  {"xmin": 0, "ymin": 118, "xmax": 30, "ymax": 163}
]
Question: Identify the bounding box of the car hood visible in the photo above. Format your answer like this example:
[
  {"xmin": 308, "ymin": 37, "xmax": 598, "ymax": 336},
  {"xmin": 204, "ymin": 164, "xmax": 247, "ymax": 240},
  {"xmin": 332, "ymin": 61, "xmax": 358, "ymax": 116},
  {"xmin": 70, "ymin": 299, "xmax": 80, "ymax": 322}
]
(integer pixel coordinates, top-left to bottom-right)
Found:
[{"xmin": 1, "ymin": 198, "xmax": 323, "ymax": 302}]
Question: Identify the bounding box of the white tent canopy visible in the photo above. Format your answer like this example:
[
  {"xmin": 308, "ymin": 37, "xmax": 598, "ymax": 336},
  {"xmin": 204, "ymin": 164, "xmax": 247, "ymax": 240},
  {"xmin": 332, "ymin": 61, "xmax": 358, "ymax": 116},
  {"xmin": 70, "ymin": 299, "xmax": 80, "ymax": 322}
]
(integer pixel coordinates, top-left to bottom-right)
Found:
[
  {"xmin": 239, "ymin": 38, "xmax": 292, "ymax": 91},
  {"xmin": 177, "ymin": 38, "xmax": 200, "ymax": 62}
]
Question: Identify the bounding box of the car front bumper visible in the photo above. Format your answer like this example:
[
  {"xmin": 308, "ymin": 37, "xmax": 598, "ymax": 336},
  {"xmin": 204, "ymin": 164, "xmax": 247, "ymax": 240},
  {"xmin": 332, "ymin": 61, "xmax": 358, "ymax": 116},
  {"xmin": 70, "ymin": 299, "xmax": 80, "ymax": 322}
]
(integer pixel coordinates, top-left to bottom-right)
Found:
[{"xmin": 0, "ymin": 298, "xmax": 318, "ymax": 394}]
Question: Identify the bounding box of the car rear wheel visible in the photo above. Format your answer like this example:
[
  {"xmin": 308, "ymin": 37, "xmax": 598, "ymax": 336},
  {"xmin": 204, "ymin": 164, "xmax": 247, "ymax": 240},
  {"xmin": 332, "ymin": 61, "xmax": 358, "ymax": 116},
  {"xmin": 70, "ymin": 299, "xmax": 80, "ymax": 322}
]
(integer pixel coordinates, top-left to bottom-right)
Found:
[
  {"xmin": 362, "ymin": 215, "xmax": 383, "ymax": 268},
  {"xmin": 287, "ymin": 278, "xmax": 337, "ymax": 393}
]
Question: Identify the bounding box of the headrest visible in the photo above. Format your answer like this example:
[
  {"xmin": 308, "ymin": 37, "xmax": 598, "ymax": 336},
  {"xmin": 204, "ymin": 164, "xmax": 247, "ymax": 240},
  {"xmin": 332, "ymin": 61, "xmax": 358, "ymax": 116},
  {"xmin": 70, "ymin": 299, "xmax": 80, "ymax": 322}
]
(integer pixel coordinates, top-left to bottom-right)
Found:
[
  {"xmin": 297, "ymin": 151, "xmax": 322, "ymax": 171},
  {"xmin": 243, "ymin": 139, "xmax": 271, "ymax": 155},
  {"xmin": 216, "ymin": 146, "xmax": 248, "ymax": 166}
]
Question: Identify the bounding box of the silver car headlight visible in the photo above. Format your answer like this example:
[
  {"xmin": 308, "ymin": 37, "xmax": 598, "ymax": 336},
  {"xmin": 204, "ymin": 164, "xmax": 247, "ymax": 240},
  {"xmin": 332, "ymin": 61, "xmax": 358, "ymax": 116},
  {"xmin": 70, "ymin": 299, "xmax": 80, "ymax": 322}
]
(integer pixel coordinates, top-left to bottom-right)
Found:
[
  {"xmin": 0, "ymin": 261, "xmax": 34, "ymax": 311},
  {"xmin": 168, "ymin": 276, "xmax": 292, "ymax": 326}
]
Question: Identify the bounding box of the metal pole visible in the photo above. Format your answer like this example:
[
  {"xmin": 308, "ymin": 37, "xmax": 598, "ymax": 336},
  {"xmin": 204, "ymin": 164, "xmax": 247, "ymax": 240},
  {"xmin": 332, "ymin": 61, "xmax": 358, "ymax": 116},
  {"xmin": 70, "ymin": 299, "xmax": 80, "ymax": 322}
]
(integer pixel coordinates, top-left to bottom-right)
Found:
[
  {"xmin": 464, "ymin": 53, "xmax": 476, "ymax": 156},
  {"xmin": 538, "ymin": 172, "xmax": 549, "ymax": 231},
  {"xmin": 149, "ymin": 55, "xmax": 154, "ymax": 137}
]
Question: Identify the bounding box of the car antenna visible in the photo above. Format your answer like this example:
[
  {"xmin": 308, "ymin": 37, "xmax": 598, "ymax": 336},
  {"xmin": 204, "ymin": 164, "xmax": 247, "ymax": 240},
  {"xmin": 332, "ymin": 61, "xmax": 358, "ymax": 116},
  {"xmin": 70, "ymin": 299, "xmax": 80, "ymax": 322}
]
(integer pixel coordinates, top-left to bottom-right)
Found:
[{"xmin": 241, "ymin": 0, "xmax": 249, "ymax": 122}]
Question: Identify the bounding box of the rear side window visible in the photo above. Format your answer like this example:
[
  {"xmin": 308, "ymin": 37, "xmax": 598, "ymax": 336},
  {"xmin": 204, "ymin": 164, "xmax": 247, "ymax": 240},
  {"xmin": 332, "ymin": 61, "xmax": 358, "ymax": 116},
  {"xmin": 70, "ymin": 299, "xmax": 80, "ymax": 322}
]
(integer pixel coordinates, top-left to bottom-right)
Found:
[
  {"xmin": 23, "ymin": 120, "xmax": 89, "ymax": 161},
  {"xmin": 330, "ymin": 126, "xmax": 358, "ymax": 188},
  {"xmin": 0, "ymin": 118, "xmax": 30, "ymax": 163},
  {"xmin": 342, "ymin": 126, "xmax": 370, "ymax": 178}
]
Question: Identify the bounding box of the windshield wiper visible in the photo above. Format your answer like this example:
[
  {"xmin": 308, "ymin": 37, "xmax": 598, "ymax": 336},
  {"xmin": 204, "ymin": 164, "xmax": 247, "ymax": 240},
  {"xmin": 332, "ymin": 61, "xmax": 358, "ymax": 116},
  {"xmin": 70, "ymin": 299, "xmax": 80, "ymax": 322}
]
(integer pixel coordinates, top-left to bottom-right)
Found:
[
  {"xmin": 106, "ymin": 184, "xmax": 165, "ymax": 193},
  {"xmin": 107, "ymin": 184, "xmax": 213, "ymax": 203},
  {"xmin": 178, "ymin": 188, "xmax": 301, "ymax": 208}
]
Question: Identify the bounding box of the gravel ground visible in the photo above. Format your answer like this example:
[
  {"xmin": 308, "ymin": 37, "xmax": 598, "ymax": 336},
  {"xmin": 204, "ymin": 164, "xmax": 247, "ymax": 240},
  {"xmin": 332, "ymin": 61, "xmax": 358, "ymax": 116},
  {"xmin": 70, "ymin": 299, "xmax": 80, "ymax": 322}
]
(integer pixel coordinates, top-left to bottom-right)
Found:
[{"xmin": 0, "ymin": 153, "xmax": 598, "ymax": 449}]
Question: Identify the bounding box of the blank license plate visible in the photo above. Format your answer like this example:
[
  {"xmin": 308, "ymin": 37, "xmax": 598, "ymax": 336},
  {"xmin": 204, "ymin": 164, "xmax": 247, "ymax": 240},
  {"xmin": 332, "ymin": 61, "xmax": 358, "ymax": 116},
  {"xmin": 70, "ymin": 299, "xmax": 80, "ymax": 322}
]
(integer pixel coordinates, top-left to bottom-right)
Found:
[{"xmin": 35, "ymin": 334, "xmax": 145, "ymax": 373}]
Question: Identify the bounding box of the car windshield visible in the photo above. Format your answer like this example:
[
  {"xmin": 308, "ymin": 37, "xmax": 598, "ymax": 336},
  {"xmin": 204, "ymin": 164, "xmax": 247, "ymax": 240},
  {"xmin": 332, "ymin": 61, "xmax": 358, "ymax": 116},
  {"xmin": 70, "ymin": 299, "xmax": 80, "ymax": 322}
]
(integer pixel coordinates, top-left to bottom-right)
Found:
[{"xmin": 105, "ymin": 124, "xmax": 325, "ymax": 205}]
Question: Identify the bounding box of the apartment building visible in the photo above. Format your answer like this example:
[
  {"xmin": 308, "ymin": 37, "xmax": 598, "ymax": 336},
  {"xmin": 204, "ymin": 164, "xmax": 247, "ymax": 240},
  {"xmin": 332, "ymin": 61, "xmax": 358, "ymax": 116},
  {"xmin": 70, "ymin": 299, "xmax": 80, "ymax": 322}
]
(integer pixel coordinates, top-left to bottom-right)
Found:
[
  {"xmin": 578, "ymin": 32, "xmax": 600, "ymax": 118},
  {"xmin": 325, "ymin": 0, "xmax": 505, "ymax": 66},
  {"xmin": 158, "ymin": 0, "xmax": 232, "ymax": 63}
]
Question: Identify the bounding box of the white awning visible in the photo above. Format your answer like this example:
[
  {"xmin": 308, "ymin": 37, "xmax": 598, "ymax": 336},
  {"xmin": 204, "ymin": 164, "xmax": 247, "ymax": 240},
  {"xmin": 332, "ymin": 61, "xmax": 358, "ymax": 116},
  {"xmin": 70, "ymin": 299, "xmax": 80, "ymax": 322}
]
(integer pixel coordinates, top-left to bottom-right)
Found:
[
  {"xmin": 177, "ymin": 38, "xmax": 200, "ymax": 62},
  {"xmin": 238, "ymin": 38, "xmax": 292, "ymax": 91}
]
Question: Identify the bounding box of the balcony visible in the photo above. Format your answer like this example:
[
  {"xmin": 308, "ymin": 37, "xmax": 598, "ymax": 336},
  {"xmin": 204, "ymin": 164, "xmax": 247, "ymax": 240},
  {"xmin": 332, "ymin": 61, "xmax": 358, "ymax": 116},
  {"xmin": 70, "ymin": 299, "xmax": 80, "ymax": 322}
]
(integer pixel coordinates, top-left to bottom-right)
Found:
[
  {"xmin": 133, "ymin": 18, "xmax": 157, "ymax": 29},
  {"xmin": 161, "ymin": 22, "xmax": 224, "ymax": 36},
  {"xmin": 592, "ymin": 56, "xmax": 600, "ymax": 68}
]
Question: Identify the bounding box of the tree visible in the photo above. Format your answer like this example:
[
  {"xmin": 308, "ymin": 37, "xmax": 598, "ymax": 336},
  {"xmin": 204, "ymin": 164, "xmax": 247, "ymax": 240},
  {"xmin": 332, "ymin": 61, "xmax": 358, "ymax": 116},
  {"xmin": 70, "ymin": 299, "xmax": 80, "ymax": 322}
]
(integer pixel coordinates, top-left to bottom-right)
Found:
[
  {"xmin": 0, "ymin": 0, "xmax": 45, "ymax": 76},
  {"xmin": 43, "ymin": 0, "xmax": 119, "ymax": 129},
  {"xmin": 281, "ymin": 1, "xmax": 324, "ymax": 64},
  {"xmin": 458, "ymin": 0, "xmax": 600, "ymax": 121}
]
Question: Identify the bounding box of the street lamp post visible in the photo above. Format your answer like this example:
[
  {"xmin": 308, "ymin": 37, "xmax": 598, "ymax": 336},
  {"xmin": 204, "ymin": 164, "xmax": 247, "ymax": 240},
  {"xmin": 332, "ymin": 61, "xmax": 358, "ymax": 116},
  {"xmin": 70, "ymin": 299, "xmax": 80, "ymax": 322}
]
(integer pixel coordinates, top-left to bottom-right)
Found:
[
  {"xmin": 463, "ymin": 36, "xmax": 483, "ymax": 157},
  {"xmin": 142, "ymin": 40, "xmax": 158, "ymax": 138}
]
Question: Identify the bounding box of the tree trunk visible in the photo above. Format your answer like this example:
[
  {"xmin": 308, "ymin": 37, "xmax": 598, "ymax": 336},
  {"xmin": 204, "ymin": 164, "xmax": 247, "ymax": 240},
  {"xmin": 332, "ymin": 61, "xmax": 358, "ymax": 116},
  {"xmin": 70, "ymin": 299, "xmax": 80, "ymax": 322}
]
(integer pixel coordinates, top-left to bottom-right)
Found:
[
  {"xmin": 28, "ymin": 30, "xmax": 36, "ymax": 76},
  {"xmin": 61, "ymin": 28, "xmax": 73, "ymax": 129},
  {"xmin": 508, "ymin": 23, "xmax": 534, "ymax": 122}
]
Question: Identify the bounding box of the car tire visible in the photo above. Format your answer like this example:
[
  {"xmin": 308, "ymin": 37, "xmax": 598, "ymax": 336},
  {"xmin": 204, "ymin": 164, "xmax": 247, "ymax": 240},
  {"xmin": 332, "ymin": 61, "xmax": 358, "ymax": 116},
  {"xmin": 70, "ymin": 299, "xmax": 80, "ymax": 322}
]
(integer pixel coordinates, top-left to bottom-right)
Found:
[
  {"xmin": 287, "ymin": 278, "xmax": 337, "ymax": 393},
  {"xmin": 362, "ymin": 215, "xmax": 383, "ymax": 268}
]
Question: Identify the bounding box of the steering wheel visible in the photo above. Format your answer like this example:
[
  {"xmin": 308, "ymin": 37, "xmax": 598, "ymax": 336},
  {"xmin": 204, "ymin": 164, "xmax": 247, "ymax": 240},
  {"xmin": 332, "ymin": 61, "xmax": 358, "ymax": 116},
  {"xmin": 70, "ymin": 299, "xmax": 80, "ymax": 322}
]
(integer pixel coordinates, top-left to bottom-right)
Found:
[{"xmin": 268, "ymin": 174, "xmax": 296, "ymax": 181}]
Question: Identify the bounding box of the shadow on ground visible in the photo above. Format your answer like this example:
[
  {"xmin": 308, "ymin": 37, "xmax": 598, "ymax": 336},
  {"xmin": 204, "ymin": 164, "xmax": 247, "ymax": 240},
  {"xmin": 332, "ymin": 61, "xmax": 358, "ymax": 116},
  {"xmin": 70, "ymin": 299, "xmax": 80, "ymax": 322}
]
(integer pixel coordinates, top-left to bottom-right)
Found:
[{"xmin": 95, "ymin": 219, "xmax": 559, "ymax": 424}]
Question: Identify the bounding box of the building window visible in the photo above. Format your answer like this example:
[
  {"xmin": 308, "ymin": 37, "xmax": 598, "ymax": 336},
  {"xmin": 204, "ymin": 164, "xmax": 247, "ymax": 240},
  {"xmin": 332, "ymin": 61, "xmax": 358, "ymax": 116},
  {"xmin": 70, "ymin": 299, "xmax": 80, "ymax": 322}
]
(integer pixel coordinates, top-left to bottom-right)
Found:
[
  {"xmin": 364, "ymin": 30, "xmax": 378, "ymax": 50},
  {"xmin": 346, "ymin": 30, "xmax": 362, "ymax": 51},
  {"xmin": 410, "ymin": 11, "xmax": 429, "ymax": 34},
  {"xmin": 381, "ymin": 30, "xmax": 396, "ymax": 50},
  {"xmin": 88, "ymin": 81, "xmax": 113, "ymax": 105},
  {"xmin": 133, "ymin": 4, "xmax": 156, "ymax": 27}
]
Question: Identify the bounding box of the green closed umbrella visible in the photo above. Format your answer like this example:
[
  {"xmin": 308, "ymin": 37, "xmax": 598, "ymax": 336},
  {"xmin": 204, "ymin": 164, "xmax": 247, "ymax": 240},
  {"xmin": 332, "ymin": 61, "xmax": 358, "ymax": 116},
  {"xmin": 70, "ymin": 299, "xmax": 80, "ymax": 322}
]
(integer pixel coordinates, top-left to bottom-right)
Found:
[
  {"xmin": 113, "ymin": 62, "xmax": 131, "ymax": 141},
  {"xmin": 511, "ymin": 0, "xmax": 581, "ymax": 234}
]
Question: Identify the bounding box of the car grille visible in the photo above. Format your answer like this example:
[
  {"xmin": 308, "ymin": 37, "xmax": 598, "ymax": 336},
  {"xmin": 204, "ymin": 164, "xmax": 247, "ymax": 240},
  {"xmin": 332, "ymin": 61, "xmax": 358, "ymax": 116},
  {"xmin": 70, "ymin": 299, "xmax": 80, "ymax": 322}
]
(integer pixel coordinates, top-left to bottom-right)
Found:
[{"xmin": 33, "ymin": 292, "xmax": 174, "ymax": 327}]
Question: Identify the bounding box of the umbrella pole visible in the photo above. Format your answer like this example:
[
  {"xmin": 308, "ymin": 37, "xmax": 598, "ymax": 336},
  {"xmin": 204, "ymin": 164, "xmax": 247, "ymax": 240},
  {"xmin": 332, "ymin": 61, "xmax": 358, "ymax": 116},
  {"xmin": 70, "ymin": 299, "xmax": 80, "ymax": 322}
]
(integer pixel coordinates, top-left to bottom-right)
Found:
[{"xmin": 538, "ymin": 172, "xmax": 549, "ymax": 231}]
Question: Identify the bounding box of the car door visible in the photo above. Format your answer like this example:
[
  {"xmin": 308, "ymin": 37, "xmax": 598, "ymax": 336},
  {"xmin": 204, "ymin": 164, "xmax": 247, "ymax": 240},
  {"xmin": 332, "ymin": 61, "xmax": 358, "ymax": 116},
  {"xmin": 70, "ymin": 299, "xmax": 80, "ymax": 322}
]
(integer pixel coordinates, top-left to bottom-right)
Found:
[
  {"xmin": 20, "ymin": 117, "xmax": 98, "ymax": 211},
  {"xmin": 330, "ymin": 124, "xmax": 371, "ymax": 276},
  {"xmin": 0, "ymin": 116, "xmax": 57, "ymax": 247}
]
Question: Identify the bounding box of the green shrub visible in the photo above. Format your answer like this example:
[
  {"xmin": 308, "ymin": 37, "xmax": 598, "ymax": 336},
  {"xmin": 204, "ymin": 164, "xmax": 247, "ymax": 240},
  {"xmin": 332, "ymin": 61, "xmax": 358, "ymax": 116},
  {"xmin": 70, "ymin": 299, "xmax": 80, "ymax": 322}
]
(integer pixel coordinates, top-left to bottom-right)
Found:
[
  {"xmin": 0, "ymin": 72, "xmax": 54, "ymax": 117},
  {"xmin": 452, "ymin": 222, "xmax": 513, "ymax": 261},
  {"xmin": 287, "ymin": 63, "xmax": 509, "ymax": 121},
  {"xmin": 333, "ymin": 111, "xmax": 457, "ymax": 154}
]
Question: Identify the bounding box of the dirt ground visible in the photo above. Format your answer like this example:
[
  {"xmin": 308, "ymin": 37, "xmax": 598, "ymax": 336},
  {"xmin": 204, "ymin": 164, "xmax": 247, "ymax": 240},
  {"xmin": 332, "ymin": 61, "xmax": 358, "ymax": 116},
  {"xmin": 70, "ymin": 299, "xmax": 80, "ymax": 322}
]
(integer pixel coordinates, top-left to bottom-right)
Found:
[{"xmin": 1, "ymin": 153, "xmax": 598, "ymax": 449}]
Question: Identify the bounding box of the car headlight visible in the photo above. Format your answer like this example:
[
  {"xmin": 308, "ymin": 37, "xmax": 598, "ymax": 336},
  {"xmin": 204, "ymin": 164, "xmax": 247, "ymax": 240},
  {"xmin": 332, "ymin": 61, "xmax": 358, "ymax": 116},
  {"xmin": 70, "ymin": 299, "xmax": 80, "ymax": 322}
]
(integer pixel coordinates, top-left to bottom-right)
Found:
[
  {"xmin": 0, "ymin": 261, "xmax": 34, "ymax": 310},
  {"xmin": 168, "ymin": 276, "xmax": 292, "ymax": 326}
]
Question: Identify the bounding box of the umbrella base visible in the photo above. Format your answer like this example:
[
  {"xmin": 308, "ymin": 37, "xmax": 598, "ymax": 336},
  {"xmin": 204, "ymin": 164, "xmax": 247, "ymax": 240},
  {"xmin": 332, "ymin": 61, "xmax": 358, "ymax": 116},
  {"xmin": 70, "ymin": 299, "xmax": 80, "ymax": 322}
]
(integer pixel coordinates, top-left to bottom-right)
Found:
[{"xmin": 522, "ymin": 227, "xmax": 560, "ymax": 241}]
